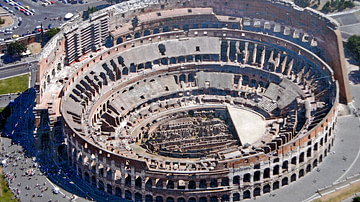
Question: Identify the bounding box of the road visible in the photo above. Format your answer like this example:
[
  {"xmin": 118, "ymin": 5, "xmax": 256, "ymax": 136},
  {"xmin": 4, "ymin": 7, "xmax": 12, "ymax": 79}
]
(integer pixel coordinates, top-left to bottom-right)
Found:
[
  {"xmin": 327, "ymin": 4, "xmax": 360, "ymax": 40},
  {"xmin": 0, "ymin": 63, "xmax": 29, "ymax": 79},
  {"xmin": 0, "ymin": 0, "xmax": 109, "ymax": 39}
]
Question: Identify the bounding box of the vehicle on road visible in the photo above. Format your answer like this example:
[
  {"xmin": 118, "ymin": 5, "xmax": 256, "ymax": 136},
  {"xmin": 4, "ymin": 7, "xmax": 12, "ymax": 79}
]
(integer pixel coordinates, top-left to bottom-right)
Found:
[{"xmin": 53, "ymin": 187, "xmax": 59, "ymax": 194}]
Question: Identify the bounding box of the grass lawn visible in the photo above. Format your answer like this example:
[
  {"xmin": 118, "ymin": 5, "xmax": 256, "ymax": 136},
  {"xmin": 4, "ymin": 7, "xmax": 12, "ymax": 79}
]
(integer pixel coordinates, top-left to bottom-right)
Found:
[
  {"xmin": 0, "ymin": 168, "xmax": 18, "ymax": 202},
  {"xmin": 0, "ymin": 74, "xmax": 29, "ymax": 95},
  {"xmin": 314, "ymin": 180, "xmax": 360, "ymax": 202}
]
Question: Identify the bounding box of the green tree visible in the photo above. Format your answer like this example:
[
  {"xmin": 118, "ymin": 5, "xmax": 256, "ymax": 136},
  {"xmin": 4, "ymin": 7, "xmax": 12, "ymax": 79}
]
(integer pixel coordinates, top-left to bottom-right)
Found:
[
  {"xmin": 46, "ymin": 28, "xmax": 60, "ymax": 39},
  {"xmin": 353, "ymin": 196, "xmax": 360, "ymax": 202},
  {"xmin": 322, "ymin": 1, "xmax": 331, "ymax": 12},
  {"xmin": 346, "ymin": 35, "xmax": 360, "ymax": 63},
  {"xmin": 0, "ymin": 17, "xmax": 5, "ymax": 24},
  {"xmin": 7, "ymin": 41, "xmax": 27, "ymax": 56}
]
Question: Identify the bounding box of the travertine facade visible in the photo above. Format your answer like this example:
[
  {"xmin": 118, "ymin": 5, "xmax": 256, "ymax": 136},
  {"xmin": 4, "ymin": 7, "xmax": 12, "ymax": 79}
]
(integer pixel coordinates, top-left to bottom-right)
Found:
[{"xmin": 35, "ymin": 0, "xmax": 346, "ymax": 201}]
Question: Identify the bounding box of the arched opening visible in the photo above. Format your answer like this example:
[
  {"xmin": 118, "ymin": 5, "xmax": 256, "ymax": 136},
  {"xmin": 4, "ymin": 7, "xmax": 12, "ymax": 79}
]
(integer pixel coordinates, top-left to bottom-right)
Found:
[
  {"xmin": 156, "ymin": 196, "xmax": 164, "ymax": 202},
  {"xmin": 188, "ymin": 197, "xmax": 196, "ymax": 202},
  {"xmin": 243, "ymin": 173, "xmax": 251, "ymax": 182},
  {"xmin": 250, "ymin": 79, "xmax": 257, "ymax": 87},
  {"xmin": 233, "ymin": 176, "xmax": 240, "ymax": 185},
  {"xmin": 243, "ymin": 190, "xmax": 251, "ymax": 199},
  {"xmin": 84, "ymin": 172, "xmax": 90, "ymax": 183},
  {"xmin": 263, "ymin": 184, "xmax": 271, "ymax": 193},
  {"xmin": 188, "ymin": 73, "xmax": 195, "ymax": 82},
  {"xmin": 188, "ymin": 181, "xmax": 196, "ymax": 189},
  {"xmin": 313, "ymin": 159, "xmax": 318, "ymax": 168},
  {"xmin": 107, "ymin": 184, "xmax": 112, "ymax": 194},
  {"xmin": 179, "ymin": 74, "xmax": 186, "ymax": 83},
  {"xmin": 263, "ymin": 168, "xmax": 270, "ymax": 179},
  {"xmin": 314, "ymin": 143, "xmax": 318, "ymax": 151},
  {"xmin": 145, "ymin": 195, "xmax": 153, "ymax": 202},
  {"xmin": 156, "ymin": 179, "xmax": 163, "ymax": 188},
  {"xmin": 253, "ymin": 187, "xmax": 261, "ymax": 197},
  {"xmin": 291, "ymin": 156, "xmax": 297, "ymax": 165},
  {"xmin": 210, "ymin": 179, "xmax": 218, "ymax": 187},
  {"xmin": 273, "ymin": 165, "xmax": 279, "ymax": 175},
  {"xmin": 307, "ymin": 147, "xmax": 312, "ymax": 157},
  {"xmin": 282, "ymin": 161, "xmax": 288, "ymax": 171},
  {"xmin": 144, "ymin": 30, "xmax": 151, "ymax": 36},
  {"xmin": 145, "ymin": 178, "xmax": 152, "ymax": 189},
  {"xmin": 319, "ymin": 155, "xmax": 323, "ymax": 163},
  {"xmin": 115, "ymin": 187, "xmax": 121, "ymax": 197},
  {"xmin": 299, "ymin": 152, "xmax": 304, "ymax": 163},
  {"xmin": 199, "ymin": 179, "xmax": 207, "ymax": 188},
  {"xmin": 177, "ymin": 198, "xmax": 186, "ymax": 202},
  {"xmin": 130, "ymin": 63, "xmax": 136, "ymax": 72},
  {"xmin": 167, "ymin": 180, "xmax": 174, "ymax": 189},
  {"xmin": 91, "ymin": 176, "xmax": 96, "ymax": 187},
  {"xmin": 135, "ymin": 193, "xmax": 142, "ymax": 202},
  {"xmin": 125, "ymin": 190, "xmax": 132, "ymax": 200},
  {"xmin": 170, "ymin": 57, "xmax": 176, "ymax": 64},
  {"xmin": 291, "ymin": 174, "xmax": 296, "ymax": 182},
  {"xmin": 116, "ymin": 37, "xmax": 123, "ymax": 44},
  {"xmin": 125, "ymin": 175, "xmax": 131, "ymax": 187},
  {"xmin": 242, "ymin": 75, "xmax": 249, "ymax": 85},
  {"xmin": 221, "ymin": 177, "xmax": 229, "ymax": 186},
  {"xmin": 134, "ymin": 32, "xmax": 141, "ymax": 39},
  {"xmin": 210, "ymin": 196, "xmax": 218, "ymax": 202},
  {"xmin": 282, "ymin": 177, "xmax": 288, "ymax": 186},
  {"xmin": 166, "ymin": 197, "xmax": 175, "ymax": 202},
  {"xmin": 135, "ymin": 176, "xmax": 142, "ymax": 189},
  {"xmin": 299, "ymin": 169, "xmax": 304, "ymax": 178},
  {"xmin": 254, "ymin": 171, "xmax": 260, "ymax": 181},
  {"xmin": 199, "ymin": 197, "xmax": 207, "ymax": 202},
  {"xmin": 233, "ymin": 193, "xmax": 240, "ymax": 201},
  {"xmin": 122, "ymin": 67, "xmax": 129, "ymax": 75},
  {"xmin": 306, "ymin": 164, "xmax": 312, "ymax": 173},
  {"xmin": 98, "ymin": 180, "xmax": 104, "ymax": 191},
  {"xmin": 221, "ymin": 194, "xmax": 229, "ymax": 202},
  {"xmin": 273, "ymin": 181, "xmax": 280, "ymax": 190}
]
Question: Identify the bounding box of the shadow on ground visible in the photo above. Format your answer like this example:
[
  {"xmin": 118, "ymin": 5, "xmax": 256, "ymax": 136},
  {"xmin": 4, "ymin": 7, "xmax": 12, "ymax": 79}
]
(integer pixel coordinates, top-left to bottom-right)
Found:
[{"xmin": 349, "ymin": 70, "xmax": 360, "ymax": 84}]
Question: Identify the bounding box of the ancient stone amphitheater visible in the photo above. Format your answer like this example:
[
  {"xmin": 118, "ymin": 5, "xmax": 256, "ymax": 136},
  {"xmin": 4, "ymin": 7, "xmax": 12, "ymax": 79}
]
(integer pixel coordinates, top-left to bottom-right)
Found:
[{"xmin": 35, "ymin": 0, "xmax": 351, "ymax": 201}]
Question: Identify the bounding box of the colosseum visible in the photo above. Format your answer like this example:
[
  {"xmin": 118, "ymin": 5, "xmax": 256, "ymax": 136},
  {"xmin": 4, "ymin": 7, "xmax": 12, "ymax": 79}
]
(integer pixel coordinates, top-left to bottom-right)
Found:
[{"xmin": 34, "ymin": 0, "xmax": 351, "ymax": 201}]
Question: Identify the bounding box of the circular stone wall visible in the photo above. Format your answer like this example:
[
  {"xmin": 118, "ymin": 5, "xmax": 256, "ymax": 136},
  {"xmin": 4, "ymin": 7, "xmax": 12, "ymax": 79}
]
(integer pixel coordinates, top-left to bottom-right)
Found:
[{"xmin": 36, "ymin": 0, "xmax": 343, "ymax": 201}]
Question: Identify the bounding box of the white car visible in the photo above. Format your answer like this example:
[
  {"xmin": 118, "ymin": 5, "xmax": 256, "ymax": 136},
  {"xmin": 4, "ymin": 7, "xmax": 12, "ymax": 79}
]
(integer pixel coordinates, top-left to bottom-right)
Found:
[{"xmin": 53, "ymin": 187, "xmax": 59, "ymax": 194}]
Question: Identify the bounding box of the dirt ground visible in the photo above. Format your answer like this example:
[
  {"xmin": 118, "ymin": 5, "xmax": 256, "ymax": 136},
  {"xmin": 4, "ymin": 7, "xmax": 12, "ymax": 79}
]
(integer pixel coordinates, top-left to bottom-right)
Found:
[
  {"xmin": 0, "ymin": 8, "xmax": 14, "ymax": 28},
  {"xmin": 0, "ymin": 15, "xmax": 14, "ymax": 29},
  {"xmin": 27, "ymin": 43, "xmax": 42, "ymax": 54}
]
